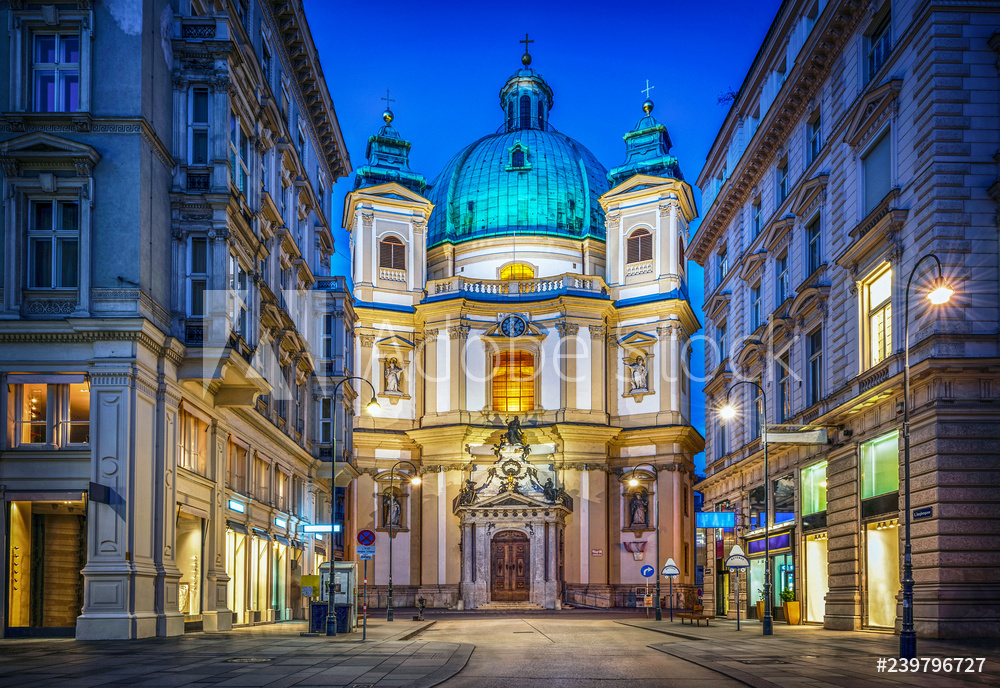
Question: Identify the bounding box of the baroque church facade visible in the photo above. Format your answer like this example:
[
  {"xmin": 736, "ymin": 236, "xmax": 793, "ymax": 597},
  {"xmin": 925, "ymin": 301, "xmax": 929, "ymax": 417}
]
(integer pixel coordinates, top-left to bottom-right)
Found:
[{"xmin": 342, "ymin": 49, "xmax": 703, "ymax": 609}]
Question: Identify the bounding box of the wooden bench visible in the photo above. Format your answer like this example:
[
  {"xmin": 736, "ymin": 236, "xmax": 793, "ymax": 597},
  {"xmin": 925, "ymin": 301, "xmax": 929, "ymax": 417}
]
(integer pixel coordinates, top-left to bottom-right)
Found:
[{"xmin": 677, "ymin": 605, "xmax": 714, "ymax": 626}]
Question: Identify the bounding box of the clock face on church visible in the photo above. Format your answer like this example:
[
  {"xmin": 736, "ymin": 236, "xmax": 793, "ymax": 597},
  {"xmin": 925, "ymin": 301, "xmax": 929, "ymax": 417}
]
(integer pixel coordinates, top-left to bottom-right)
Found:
[{"xmin": 500, "ymin": 316, "xmax": 526, "ymax": 337}]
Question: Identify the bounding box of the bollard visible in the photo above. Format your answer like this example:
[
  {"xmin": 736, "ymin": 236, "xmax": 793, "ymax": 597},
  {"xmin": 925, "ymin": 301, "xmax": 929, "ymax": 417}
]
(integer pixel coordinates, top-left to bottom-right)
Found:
[{"xmin": 417, "ymin": 596, "xmax": 426, "ymax": 621}]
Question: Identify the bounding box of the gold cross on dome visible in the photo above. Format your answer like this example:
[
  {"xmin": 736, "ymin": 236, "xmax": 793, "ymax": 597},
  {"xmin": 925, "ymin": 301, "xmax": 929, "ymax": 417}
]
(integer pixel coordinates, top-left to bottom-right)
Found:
[
  {"xmin": 520, "ymin": 33, "xmax": 534, "ymax": 55},
  {"xmin": 642, "ymin": 80, "xmax": 655, "ymax": 99}
]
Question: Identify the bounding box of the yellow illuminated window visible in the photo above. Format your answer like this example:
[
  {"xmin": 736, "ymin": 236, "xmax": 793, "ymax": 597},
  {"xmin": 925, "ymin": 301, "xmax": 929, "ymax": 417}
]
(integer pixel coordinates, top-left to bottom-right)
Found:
[
  {"xmin": 492, "ymin": 351, "xmax": 535, "ymax": 412},
  {"xmin": 500, "ymin": 263, "xmax": 534, "ymax": 280},
  {"xmin": 867, "ymin": 268, "xmax": 892, "ymax": 367}
]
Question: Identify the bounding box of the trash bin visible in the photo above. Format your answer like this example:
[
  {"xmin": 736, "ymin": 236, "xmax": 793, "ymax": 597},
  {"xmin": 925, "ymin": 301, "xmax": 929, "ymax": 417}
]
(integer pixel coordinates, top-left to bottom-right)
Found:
[
  {"xmin": 310, "ymin": 601, "xmax": 328, "ymax": 633},
  {"xmin": 335, "ymin": 604, "xmax": 350, "ymax": 634},
  {"xmin": 626, "ymin": 592, "xmax": 637, "ymax": 608}
]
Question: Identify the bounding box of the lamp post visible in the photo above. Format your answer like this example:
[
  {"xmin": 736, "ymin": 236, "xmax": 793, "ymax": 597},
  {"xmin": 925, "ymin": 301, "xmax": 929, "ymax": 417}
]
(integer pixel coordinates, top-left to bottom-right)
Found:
[
  {"xmin": 387, "ymin": 459, "xmax": 420, "ymax": 622},
  {"xmin": 326, "ymin": 376, "xmax": 381, "ymax": 637},
  {"xmin": 900, "ymin": 254, "xmax": 954, "ymax": 659},
  {"xmin": 720, "ymin": 380, "xmax": 772, "ymax": 635},
  {"xmin": 625, "ymin": 463, "xmax": 660, "ymax": 621}
]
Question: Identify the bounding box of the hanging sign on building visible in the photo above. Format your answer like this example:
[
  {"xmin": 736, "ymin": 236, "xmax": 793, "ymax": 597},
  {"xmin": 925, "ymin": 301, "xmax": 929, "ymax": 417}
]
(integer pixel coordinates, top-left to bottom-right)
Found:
[{"xmin": 764, "ymin": 425, "xmax": 828, "ymax": 445}]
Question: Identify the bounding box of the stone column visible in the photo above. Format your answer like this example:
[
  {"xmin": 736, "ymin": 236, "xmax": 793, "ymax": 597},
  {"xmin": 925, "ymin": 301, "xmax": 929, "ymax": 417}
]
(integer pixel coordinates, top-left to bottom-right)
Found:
[
  {"xmin": 154, "ymin": 382, "xmax": 184, "ymax": 637},
  {"xmin": 448, "ymin": 325, "xmax": 468, "ymax": 413},
  {"xmin": 422, "ymin": 329, "xmax": 440, "ymax": 414},
  {"xmin": 77, "ymin": 365, "xmax": 159, "ymax": 640},
  {"xmin": 590, "ymin": 326, "xmax": 606, "ymax": 414},
  {"xmin": 202, "ymin": 422, "xmax": 232, "ymax": 631},
  {"xmin": 825, "ymin": 442, "xmax": 862, "ymax": 630},
  {"xmin": 557, "ymin": 322, "xmax": 579, "ymax": 413}
]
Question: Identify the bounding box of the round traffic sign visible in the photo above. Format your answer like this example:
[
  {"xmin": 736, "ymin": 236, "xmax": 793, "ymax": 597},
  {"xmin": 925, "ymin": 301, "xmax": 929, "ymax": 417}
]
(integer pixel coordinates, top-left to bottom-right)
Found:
[
  {"xmin": 357, "ymin": 529, "xmax": 376, "ymax": 546},
  {"xmin": 640, "ymin": 565, "xmax": 655, "ymax": 578}
]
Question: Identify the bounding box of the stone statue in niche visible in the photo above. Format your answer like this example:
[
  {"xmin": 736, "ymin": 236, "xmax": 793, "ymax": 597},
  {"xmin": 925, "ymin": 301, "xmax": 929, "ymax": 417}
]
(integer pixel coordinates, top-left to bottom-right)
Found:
[
  {"xmin": 504, "ymin": 416, "xmax": 524, "ymax": 446},
  {"xmin": 625, "ymin": 355, "xmax": 648, "ymax": 392},
  {"xmin": 384, "ymin": 358, "xmax": 403, "ymax": 393},
  {"xmin": 629, "ymin": 490, "xmax": 649, "ymax": 527},
  {"xmin": 383, "ymin": 492, "xmax": 402, "ymax": 527}
]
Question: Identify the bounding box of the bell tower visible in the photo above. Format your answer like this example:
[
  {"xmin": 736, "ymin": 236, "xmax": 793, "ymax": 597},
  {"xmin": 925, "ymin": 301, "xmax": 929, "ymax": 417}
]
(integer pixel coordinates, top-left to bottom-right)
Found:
[{"xmin": 499, "ymin": 35, "xmax": 554, "ymax": 132}]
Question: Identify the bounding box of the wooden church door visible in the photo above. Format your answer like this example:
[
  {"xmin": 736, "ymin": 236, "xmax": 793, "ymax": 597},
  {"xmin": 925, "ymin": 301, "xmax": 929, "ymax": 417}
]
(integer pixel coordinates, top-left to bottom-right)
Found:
[{"xmin": 491, "ymin": 530, "xmax": 530, "ymax": 601}]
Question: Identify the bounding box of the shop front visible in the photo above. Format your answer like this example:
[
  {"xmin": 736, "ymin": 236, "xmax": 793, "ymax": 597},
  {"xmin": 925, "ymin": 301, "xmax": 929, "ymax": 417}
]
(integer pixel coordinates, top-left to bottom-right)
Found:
[
  {"xmin": 746, "ymin": 530, "xmax": 794, "ymax": 619},
  {"xmin": 801, "ymin": 460, "xmax": 829, "ymax": 624},
  {"xmin": 226, "ymin": 522, "xmax": 249, "ymax": 625},
  {"xmin": 176, "ymin": 508, "xmax": 206, "ymax": 625},
  {"xmin": 865, "ymin": 518, "xmax": 900, "ymax": 628},
  {"xmin": 5, "ymin": 495, "xmax": 87, "ymax": 637}
]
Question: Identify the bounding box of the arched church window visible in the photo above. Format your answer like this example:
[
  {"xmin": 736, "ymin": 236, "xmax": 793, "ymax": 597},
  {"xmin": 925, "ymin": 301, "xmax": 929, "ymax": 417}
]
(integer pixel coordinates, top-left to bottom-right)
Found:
[
  {"xmin": 499, "ymin": 263, "xmax": 534, "ymax": 280},
  {"xmin": 519, "ymin": 95, "xmax": 531, "ymax": 129},
  {"xmin": 379, "ymin": 235, "xmax": 405, "ymax": 270},
  {"xmin": 626, "ymin": 228, "xmax": 653, "ymax": 264},
  {"xmin": 492, "ymin": 350, "xmax": 534, "ymax": 412},
  {"xmin": 511, "ymin": 149, "xmax": 525, "ymax": 168}
]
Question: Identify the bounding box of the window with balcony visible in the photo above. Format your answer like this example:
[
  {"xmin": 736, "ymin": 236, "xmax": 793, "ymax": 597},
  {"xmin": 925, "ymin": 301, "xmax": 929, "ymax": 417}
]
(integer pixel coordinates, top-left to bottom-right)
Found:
[
  {"xmin": 499, "ymin": 263, "xmax": 535, "ymax": 280},
  {"xmin": 188, "ymin": 237, "xmax": 208, "ymax": 318},
  {"xmin": 379, "ymin": 236, "xmax": 406, "ymax": 270},
  {"xmin": 626, "ymin": 228, "xmax": 652, "ymax": 264},
  {"xmin": 32, "ymin": 32, "xmax": 79, "ymax": 113},
  {"xmin": 491, "ymin": 351, "xmax": 535, "ymax": 412},
  {"xmin": 750, "ymin": 282, "xmax": 762, "ymax": 331},
  {"xmin": 28, "ymin": 199, "xmax": 79, "ymax": 290},
  {"xmin": 189, "ymin": 87, "xmax": 210, "ymax": 166},
  {"xmin": 808, "ymin": 328, "xmax": 823, "ymax": 406},
  {"xmin": 8, "ymin": 381, "xmax": 89, "ymax": 447},
  {"xmin": 807, "ymin": 217, "xmax": 822, "ymax": 275},
  {"xmin": 865, "ymin": 266, "xmax": 892, "ymax": 368},
  {"xmin": 862, "ymin": 130, "xmax": 891, "ymax": 216},
  {"xmin": 322, "ymin": 315, "xmax": 334, "ymax": 359},
  {"xmin": 320, "ymin": 397, "xmax": 333, "ymax": 444},
  {"xmin": 866, "ymin": 12, "xmax": 891, "ymax": 82}
]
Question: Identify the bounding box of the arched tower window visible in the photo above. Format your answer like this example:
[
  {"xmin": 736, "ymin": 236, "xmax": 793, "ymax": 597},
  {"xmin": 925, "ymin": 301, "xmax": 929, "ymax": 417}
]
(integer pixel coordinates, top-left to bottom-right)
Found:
[
  {"xmin": 511, "ymin": 149, "xmax": 524, "ymax": 168},
  {"xmin": 379, "ymin": 235, "xmax": 405, "ymax": 270},
  {"xmin": 519, "ymin": 95, "xmax": 531, "ymax": 129},
  {"xmin": 626, "ymin": 228, "xmax": 653, "ymax": 263},
  {"xmin": 500, "ymin": 263, "xmax": 534, "ymax": 280},
  {"xmin": 492, "ymin": 351, "xmax": 535, "ymax": 412}
]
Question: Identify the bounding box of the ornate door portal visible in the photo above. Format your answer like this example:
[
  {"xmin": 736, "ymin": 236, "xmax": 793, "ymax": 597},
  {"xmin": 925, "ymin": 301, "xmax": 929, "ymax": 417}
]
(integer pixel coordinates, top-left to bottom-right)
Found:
[{"xmin": 491, "ymin": 531, "xmax": 529, "ymax": 601}]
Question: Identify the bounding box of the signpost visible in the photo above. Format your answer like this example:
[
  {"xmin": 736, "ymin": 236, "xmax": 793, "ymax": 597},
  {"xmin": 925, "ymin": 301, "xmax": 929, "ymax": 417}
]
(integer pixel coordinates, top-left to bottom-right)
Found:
[
  {"xmin": 661, "ymin": 558, "xmax": 680, "ymax": 622},
  {"xmin": 357, "ymin": 529, "xmax": 376, "ymax": 641},
  {"xmin": 640, "ymin": 565, "xmax": 655, "ymax": 618},
  {"xmin": 725, "ymin": 545, "xmax": 750, "ymax": 631}
]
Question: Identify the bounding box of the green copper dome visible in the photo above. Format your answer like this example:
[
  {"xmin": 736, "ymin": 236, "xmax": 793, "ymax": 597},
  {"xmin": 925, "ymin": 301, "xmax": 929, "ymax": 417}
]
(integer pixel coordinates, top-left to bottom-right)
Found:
[{"xmin": 426, "ymin": 64, "xmax": 608, "ymax": 247}]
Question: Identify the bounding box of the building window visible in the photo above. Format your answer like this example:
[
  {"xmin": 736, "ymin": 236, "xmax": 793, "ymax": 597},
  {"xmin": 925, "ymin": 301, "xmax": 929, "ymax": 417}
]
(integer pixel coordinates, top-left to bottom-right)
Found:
[
  {"xmin": 297, "ymin": 123, "xmax": 307, "ymax": 162},
  {"xmin": 716, "ymin": 322, "xmax": 728, "ymax": 363},
  {"xmin": 227, "ymin": 442, "xmax": 248, "ymax": 494},
  {"xmin": 626, "ymin": 228, "xmax": 653, "ymax": 264},
  {"xmin": 491, "ymin": 350, "xmax": 535, "ymax": 412},
  {"xmin": 189, "ymin": 87, "xmax": 210, "ymax": 165},
  {"xmin": 717, "ymin": 245, "xmax": 728, "ymax": 283},
  {"xmin": 28, "ymin": 199, "xmax": 79, "ymax": 289},
  {"xmin": 801, "ymin": 461, "xmax": 828, "ymax": 515},
  {"xmin": 807, "ymin": 217, "xmax": 822, "ymax": 275},
  {"xmin": 777, "ymin": 352, "xmax": 791, "ymax": 423},
  {"xmin": 808, "ymin": 328, "xmax": 823, "ymax": 406},
  {"xmin": 751, "ymin": 200, "xmax": 762, "ymax": 239},
  {"xmin": 777, "ymin": 161, "xmax": 789, "ymax": 204},
  {"xmin": 322, "ymin": 315, "xmax": 334, "ymax": 359},
  {"xmin": 750, "ymin": 282, "xmax": 762, "ymax": 331},
  {"xmin": 716, "ymin": 418, "xmax": 727, "ymax": 459},
  {"xmin": 867, "ymin": 12, "xmax": 891, "ymax": 82},
  {"xmin": 772, "ymin": 473, "xmax": 795, "ymax": 525},
  {"xmin": 254, "ymin": 455, "xmax": 271, "ymax": 504},
  {"xmin": 178, "ymin": 409, "xmax": 209, "ymax": 475},
  {"xmin": 749, "ymin": 379, "xmax": 762, "ymax": 440},
  {"xmin": 511, "ymin": 149, "xmax": 524, "ymax": 168},
  {"xmin": 189, "ymin": 237, "xmax": 208, "ymax": 317},
  {"xmin": 32, "ymin": 32, "xmax": 80, "ymax": 112},
  {"xmin": 500, "ymin": 263, "xmax": 534, "ymax": 280},
  {"xmin": 276, "ymin": 471, "xmax": 289, "ymax": 512},
  {"xmin": 229, "ymin": 112, "xmax": 250, "ymax": 196},
  {"xmin": 861, "ymin": 431, "xmax": 899, "ymax": 499},
  {"xmin": 261, "ymin": 35, "xmax": 272, "ymax": 86},
  {"xmin": 320, "ymin": 397, "xmax": 333, "ymax": 444},
  {"xmin": 229, "ymin": 255, "xmax": 251, "ymax": 340},
  {"xmin": 519, "ymin": 94, "xmax": 531, "ymax": 129},
  {"xmin": 866, "ymin": 267, "xmax": 892, "ymax": 367},
  {"xmin": 862, "ymin": 131, "xmax": 891, "ymax": 215},
  {"xmin": 807, "ymin": 112, "xmax": 822, "ymax": 164},
  {"xmin": 8, "ymin": 381, "xmax": 89, "ymax": 447},
  {"xmin": 775, "ymin": 252, "xmax": 789, "ymax": 306},
  {"xmin": 379, "ymin": 236, "xmax": 406, "ymax": 270}
]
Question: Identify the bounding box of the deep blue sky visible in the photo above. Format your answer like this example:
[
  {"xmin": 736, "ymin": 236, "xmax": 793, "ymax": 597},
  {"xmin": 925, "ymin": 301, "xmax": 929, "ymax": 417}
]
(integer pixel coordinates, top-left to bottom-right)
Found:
[{"xmin": 305, "ymin": 0, "xmax": 784, "ymax": 473}]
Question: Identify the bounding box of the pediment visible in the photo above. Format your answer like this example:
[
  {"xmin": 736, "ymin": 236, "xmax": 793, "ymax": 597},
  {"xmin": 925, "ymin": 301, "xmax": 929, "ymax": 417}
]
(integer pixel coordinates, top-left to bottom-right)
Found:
[
  {"xmin": 0, "ymin": 131, "xmax": 100, "ymax": 167},
  {"xmin": 356, "ymin": 181, "xmax": 430, "ymax": 205},
  {"xmin": 602, "ymin": 173, "xmax": 670, "ymax": 199},
  {"xmin": 762, "ymin": 215, "xmax": 795, "ymax": 253},
  {"xmin": 788, "ymin": 285, "xmax": 830, "ymax": 321},
  {"xmin": 705, "ymin": 291, "xmax": 731, "ymax": 321},
  {"xmin": 735, "ymin": 342, "xmax": 764, "ymax": 371},
  {"xmin": 617, "ymin": 331, "xmax": 657, "ymax": 348},
  {"xmin": 740, "ymin": 250, "xmax": 767, "ymax": 280},
  {"xmin": 474, "ymin": 491, "xmax": 548, "ymax": 509},
  {"xmin": 844, "ymin": 78, "xmax": 902, "ymax": 147},
  {"xmin": 792, "ymin": 174, "xmax": 829, "ymax": 216},
  {"xmin": 376, "ymin": 334, "xmax": 415, "ymax": 351}
]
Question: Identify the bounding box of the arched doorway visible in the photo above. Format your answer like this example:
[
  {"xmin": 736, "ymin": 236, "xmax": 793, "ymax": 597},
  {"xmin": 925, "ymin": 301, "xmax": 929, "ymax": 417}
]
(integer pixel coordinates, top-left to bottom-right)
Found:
[{"xmin": 491, "ymin": 530, "xmax": 529, "ymax": 602}]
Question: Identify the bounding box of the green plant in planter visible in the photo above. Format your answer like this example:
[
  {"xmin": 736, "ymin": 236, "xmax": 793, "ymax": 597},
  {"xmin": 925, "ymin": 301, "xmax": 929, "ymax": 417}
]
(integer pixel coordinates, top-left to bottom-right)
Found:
[
  {"xmin": 780, "ymin": 588, "xmax": 795, "ymax": 602},
  {"xmin": 756, "ymin": 588, "xmax": 765, "ymax": 601}
]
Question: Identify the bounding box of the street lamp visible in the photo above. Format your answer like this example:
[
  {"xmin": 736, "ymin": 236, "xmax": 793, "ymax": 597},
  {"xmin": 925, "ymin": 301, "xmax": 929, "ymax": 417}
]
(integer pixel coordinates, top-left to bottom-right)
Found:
[
  {"xmin": 387, "ymin": 459, "xmax": 420, "ymax": 622},
  {"xmin": 900, "ymin": 254, "xmax": 954, "ymax": 659},
  {"xmin": 720, "ymin": 379, "xmax": 772, "ymax": 636},
  {"xmin": 623, "ymin": 463, "xmax": 661, "ymax": 621},
  {"xmin": 326, "ymin": 376, "xmax": 381, "ymax": 637}
]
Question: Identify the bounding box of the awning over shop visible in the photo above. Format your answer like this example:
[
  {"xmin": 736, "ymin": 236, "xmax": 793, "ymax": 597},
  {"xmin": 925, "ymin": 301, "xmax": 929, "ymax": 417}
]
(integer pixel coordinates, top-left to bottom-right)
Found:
[
  {"xmin": 252, "ymin": 528, "xmax": 271, "ymax": 541},
  {"xmin": 227, "ymin": 521, "xmax": 249, "ymax": 535},
  {"xmin": 274, "ymin": 535, "xmax": 291, "ymax": 547}
]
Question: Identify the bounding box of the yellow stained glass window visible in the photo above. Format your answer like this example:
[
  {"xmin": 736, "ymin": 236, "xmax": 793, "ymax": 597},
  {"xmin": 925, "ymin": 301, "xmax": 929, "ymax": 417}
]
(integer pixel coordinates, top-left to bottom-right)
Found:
[
  {"xmin": 492, "ymin": 351, "xmax": 535, "ymax": 412},
  {"xmin": 499, "ymin": 263, "xmax": 534, "ymax": 280}
]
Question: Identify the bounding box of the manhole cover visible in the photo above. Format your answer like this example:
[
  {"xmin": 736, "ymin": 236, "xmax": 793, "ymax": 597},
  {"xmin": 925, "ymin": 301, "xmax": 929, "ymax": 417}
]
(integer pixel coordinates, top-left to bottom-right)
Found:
[
  {"xmin": 226, "ymin": 658, "xmax": 273, "ymax": 663},
  {"xmin": 738, "ymin": 659, "xmax": 789, "ymax": 665}
]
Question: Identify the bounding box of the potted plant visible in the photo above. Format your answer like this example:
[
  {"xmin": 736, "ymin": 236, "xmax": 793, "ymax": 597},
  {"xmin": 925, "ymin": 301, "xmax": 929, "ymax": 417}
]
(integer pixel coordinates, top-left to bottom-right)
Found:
[
  {"xmin": 781, "ymin": 588, "xmax": 801, "ymax": 625},
  {"xmin": 755, "ymin": 588, "xmax": 765, "ymax": 621}
]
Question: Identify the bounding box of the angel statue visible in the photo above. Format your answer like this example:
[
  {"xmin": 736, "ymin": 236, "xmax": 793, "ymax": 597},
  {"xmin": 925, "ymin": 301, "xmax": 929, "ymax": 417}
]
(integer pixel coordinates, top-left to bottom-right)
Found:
[
  {"xmin": 625, "ymin": 355, "xmax": 648, "ymax": 392},
  {"xmin": 384, "ymin": 358, "xmax": 402, "ymax": 393}
]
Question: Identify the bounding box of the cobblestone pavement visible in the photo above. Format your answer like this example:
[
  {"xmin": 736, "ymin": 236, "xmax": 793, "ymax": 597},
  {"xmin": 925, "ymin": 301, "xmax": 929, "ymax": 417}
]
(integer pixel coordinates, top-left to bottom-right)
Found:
[
  {"xmin": 620, "ymin": 617, "xmax": 1000, "ymax": 688},
  {"xmin": 0, "ymin": 620, "xmax": 472, "ymax": 688}
]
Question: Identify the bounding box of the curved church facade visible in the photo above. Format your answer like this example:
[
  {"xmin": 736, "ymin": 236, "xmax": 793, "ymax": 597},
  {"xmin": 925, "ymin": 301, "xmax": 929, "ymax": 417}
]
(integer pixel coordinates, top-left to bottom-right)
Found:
[{"xmin": 342, "ymin": 52, "xmax": 703, "ymax": 609}]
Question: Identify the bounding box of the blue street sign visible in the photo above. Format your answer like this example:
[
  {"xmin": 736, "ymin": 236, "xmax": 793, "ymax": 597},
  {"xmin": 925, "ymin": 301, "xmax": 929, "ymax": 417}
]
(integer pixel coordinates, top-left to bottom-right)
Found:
[
  {"xmin": 913, "ymin": 507, "xmax": 933, "ymax": 520},
  {"xmin": 640, "ymin": 565, "xmax": 655, "ymax": 578}
]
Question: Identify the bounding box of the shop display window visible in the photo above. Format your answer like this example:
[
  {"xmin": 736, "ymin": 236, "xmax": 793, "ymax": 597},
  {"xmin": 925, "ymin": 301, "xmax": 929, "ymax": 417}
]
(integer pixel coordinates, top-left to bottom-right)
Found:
[{"xmin": 861, "ymin": 431, "xmax": 899, "ymax": 499}]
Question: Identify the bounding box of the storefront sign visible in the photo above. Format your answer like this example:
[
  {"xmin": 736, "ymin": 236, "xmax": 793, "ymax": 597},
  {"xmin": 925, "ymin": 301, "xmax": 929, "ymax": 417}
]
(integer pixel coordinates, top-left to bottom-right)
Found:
[
  {"xmin": 746, "ymin": 531, "xmax": 792, "ymax": 556},
  {"xmin": 274, "ymin": 517, "xmax": 287, "ymax": 528},
  {"xmin": 227, "ymin": 499, "xmax": 245, "ymax": 513},
  {"xmin": 591, "ymin": 549, "xmax": 603, "ymax": 557},
  {"xmin": 913, "ymin": 507, "xmax": 933, "ymax": 520}
]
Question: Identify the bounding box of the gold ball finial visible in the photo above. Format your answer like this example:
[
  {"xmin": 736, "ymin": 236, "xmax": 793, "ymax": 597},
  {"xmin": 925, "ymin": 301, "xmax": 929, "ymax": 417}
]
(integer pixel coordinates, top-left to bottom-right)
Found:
[
  {"xmin": 521, "ymin": 52, "xmax": 532, "ymax": 66},
  {"xmin": 642, "ymin": 99, "xmax": 654, "ymax": 115},
  {"xmin": 382, "ymin": 109, "xmax": 394, "ymax": 124}
]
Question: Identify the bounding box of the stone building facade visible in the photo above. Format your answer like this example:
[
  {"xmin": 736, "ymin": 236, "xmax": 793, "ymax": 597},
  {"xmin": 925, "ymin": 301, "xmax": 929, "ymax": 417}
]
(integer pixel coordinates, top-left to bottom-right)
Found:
[
  {"xmin": 692, "ymin": 0, "xmax": 1000, "ymax": 638},
  {"xmin": 0, "ymin": 0, "xmax": 350, "ymax": 639}
]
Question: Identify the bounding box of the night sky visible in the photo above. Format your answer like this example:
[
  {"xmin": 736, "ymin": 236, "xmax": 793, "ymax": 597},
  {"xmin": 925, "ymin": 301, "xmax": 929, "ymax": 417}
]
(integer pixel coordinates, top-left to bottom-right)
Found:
[{"xmin": 304, "ymin": 0, "xmax": 785, "ymax": 470}]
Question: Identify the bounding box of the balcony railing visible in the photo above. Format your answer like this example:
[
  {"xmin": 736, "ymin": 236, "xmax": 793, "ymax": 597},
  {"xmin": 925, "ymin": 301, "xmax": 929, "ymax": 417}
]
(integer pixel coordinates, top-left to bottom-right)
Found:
[
  {"xmin": 625, "ymin": 260, "xmax": 653, "ymax": 277},
  {"xmin": 427, "ymin": 272, "xmax": 607, "ymax": 301},
  {"xmin": 378, "ymin": 267, "xmax": 406, "ymax": 283}
]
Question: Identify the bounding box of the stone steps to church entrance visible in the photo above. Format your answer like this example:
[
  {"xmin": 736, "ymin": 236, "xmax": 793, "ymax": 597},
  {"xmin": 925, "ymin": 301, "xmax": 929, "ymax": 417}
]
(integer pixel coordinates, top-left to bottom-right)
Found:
[{"xmin": 475, "ymin": 602, "xmax": 546, "ymax": 611}]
